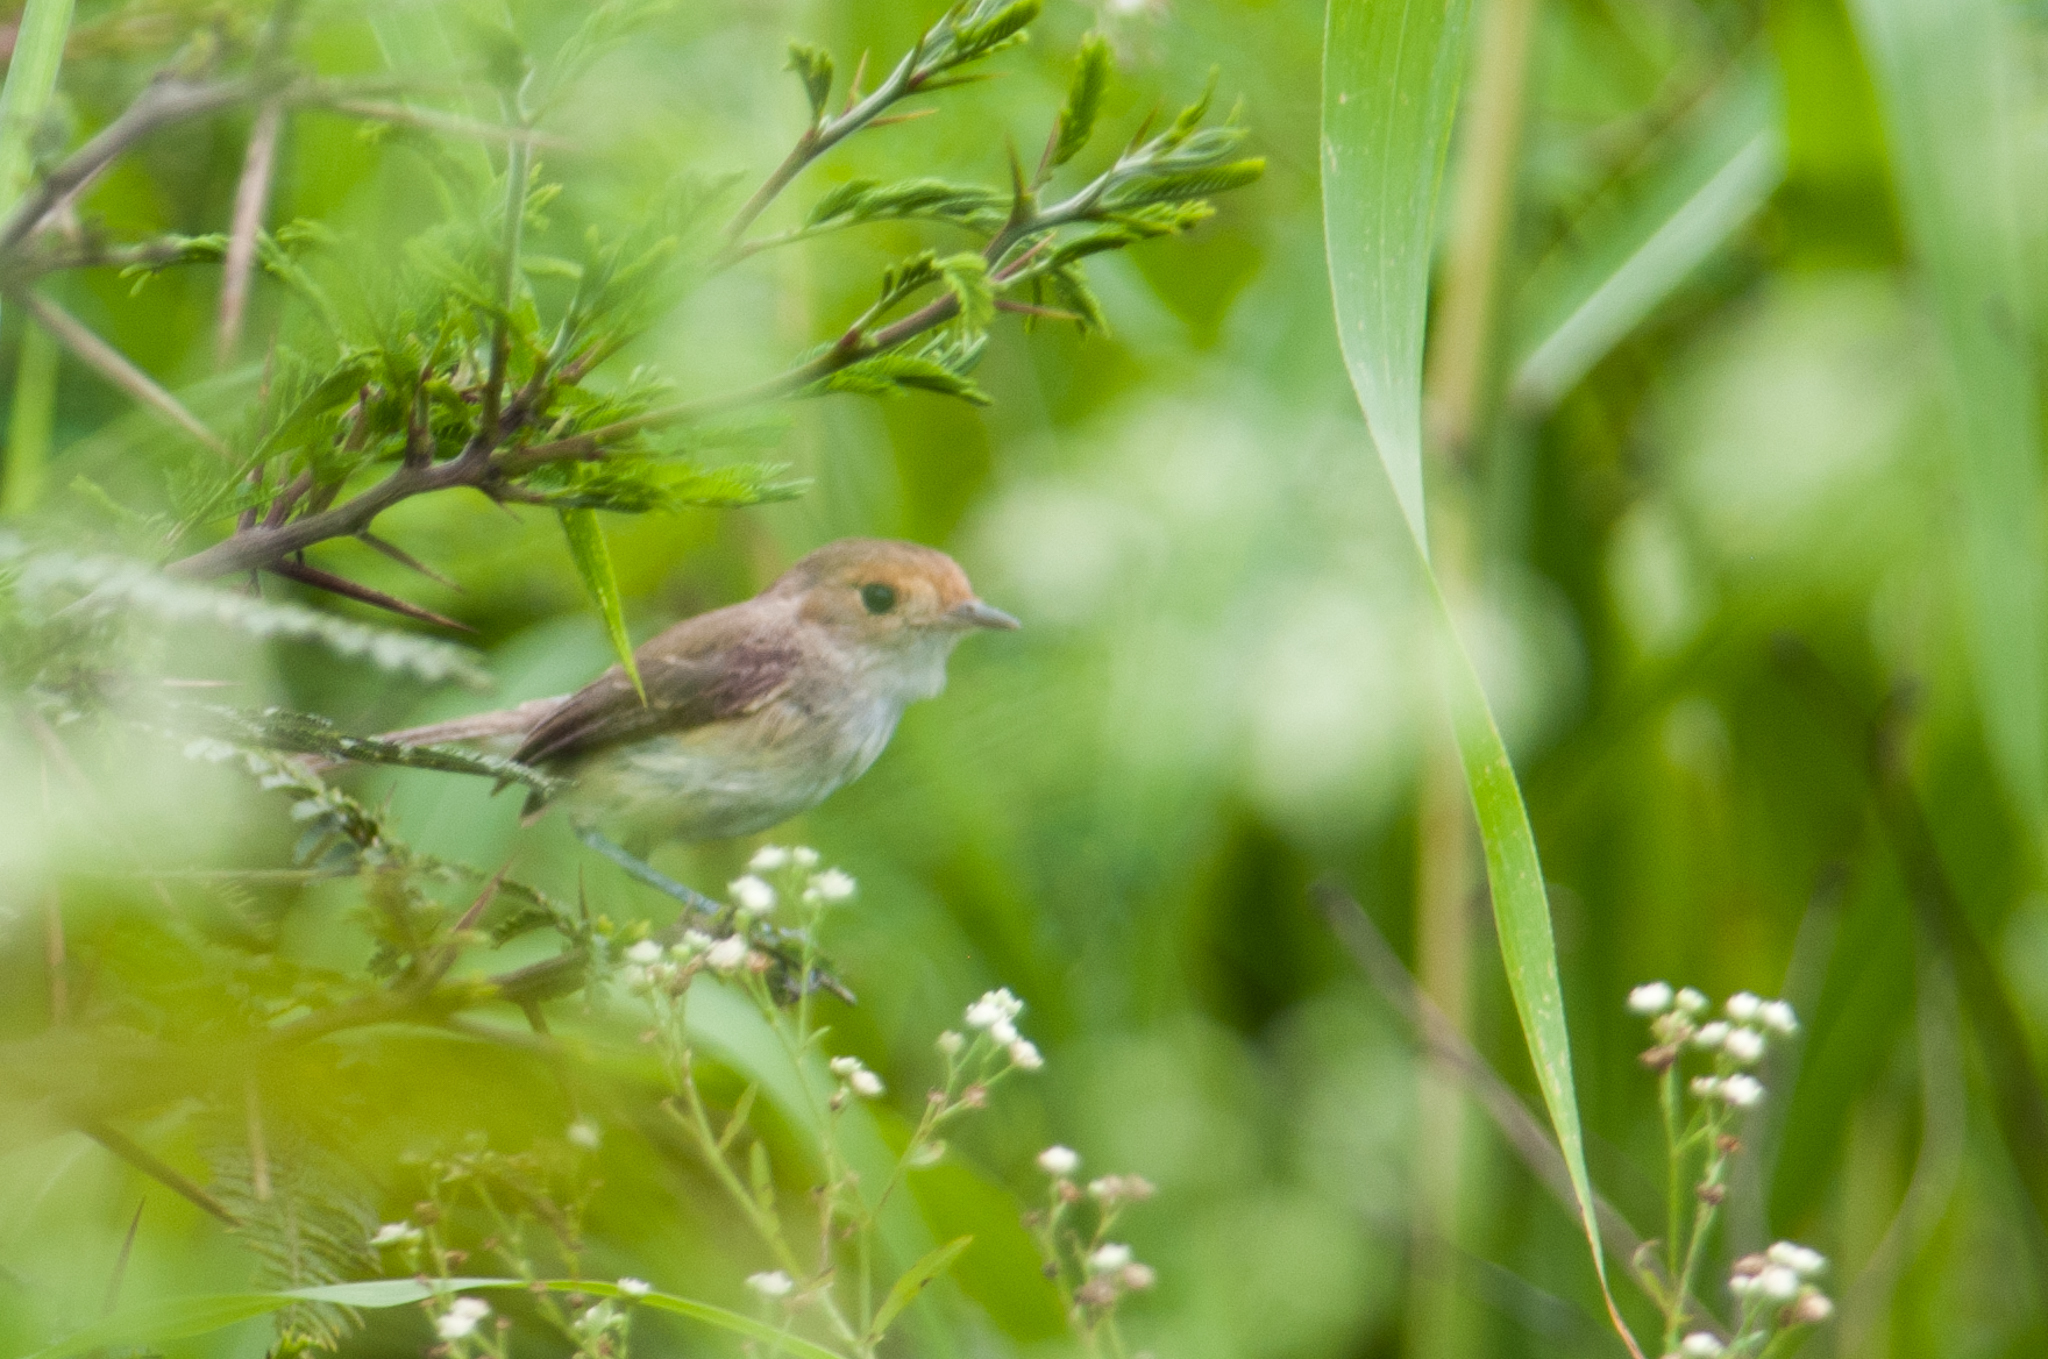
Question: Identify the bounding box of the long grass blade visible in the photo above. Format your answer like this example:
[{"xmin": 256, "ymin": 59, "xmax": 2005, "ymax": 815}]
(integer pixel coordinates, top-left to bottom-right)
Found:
[
  {"xmin": 18, "ymin": 1277, "xmax": 848, "ymax": 1359},
  {"xmin": 1322, "ymin": 1, "xmax": 1640, "ymax": 1352}
]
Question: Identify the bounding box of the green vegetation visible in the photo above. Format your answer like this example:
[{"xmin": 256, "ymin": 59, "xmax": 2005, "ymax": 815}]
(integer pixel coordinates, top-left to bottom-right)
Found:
[{"xmin": 1, "ymin": 0, "xmax": 2044, "ymax": 1356}]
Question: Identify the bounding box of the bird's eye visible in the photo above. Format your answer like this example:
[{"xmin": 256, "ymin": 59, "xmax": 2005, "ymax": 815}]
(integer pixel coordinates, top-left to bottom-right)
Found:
[{"xmin": 860, "ymin": 582, "xmax": 898, "ymax": 615}]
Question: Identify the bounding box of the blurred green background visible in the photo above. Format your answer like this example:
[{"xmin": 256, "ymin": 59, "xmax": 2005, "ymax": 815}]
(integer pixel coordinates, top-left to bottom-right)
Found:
[{"xmin": 3, "ymin": 0, "xmax": 2047, "ymax": 1355}]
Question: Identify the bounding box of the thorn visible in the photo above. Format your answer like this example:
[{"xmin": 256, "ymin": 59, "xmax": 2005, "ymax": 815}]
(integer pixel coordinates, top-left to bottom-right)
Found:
[
  {"xmin": 263, "ymin": 560, "xmax": 475, "ymax": 632},
  {"xmin": 865, "ymin": 108, "xmax": 939, "ymax": 130},
  {"xmin": 844, "ymin": 50, "xmax": 869, "ymax": 109},
  {"xmin": 357, "ymin": 532, "xmax": 463, "ymax": 591},
  {"xmin": 103, "ymin": 1199, "xmax": 146, "ymax": 1316}
]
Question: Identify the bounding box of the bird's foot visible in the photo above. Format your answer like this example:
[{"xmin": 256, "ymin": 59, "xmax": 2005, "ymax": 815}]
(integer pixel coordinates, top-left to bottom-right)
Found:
[{"xmin": 574, "ymin": 826, "xmax": 855, "ymax": 1006}]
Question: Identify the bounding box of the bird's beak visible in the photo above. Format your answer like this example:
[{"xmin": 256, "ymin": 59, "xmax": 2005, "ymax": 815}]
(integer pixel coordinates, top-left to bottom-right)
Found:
[{"xmin": 948, "ymin": 599, "xmax": 1021, "ymax": 631}]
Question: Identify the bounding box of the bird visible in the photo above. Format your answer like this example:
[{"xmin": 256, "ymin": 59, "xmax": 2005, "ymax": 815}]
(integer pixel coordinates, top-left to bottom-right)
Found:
[{"xmin": 380, "ymin": 537, "xmax": 1018, "ymax": 852}]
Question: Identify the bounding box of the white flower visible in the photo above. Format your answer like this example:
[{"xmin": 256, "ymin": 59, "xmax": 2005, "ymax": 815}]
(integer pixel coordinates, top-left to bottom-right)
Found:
[
  {"xmin": 1755, "ymin": 1264, "xmax": 1800, "ymax": 1302},
  {"xmin": 729, "ymin": 875, "xmax": 777, "ymax": 915},
  {"xmin": 1120, "ymin": 1262, "xmax": 1157, "ymax": 1291},
  {"xmin": 369, "ymin": 1221, "xmax": 420, "ymax": 1246},
  {"xmin": 850, "ymin": 1069, "xmax": 884, "ymax": 1098},
  {"xmin": 792, "ymin": 846, "xmax": 821, "ymax": 868},
  {"xmin": 1680, "ymin": 1332, "xmax": 1725, "ymax": 1357},
  {"xmin": 620, "ymin": 964, "xmax": 650, "ymax": 992},
  {"xmin": 675, "ymin": 929, "xmax": 713, "ymax": 958},
  {"xmin": 1722, "ymin": 1028, "xmax": 1765, "ymax": 1064},
  {"xmin": 1622, "ymin": 982, "xmax": 1671, "ymax": 1015},
  {"xmin": 989, "ymin": 1018, "xmax": 1020, "ymax": 1045},
  {"xmin": 1726, "ymin": 991, "xmax": 1761, "ymax": 1023},
  {"xmin": 1008, "ymin": 1039, "xmax": 1044, "ymax": 1070},
  {"xmin": 435, "ymin": 1297, "xmax": 491, "ymax": 1339},
  {"xmin": 1038, "ymin": 1145, "xmax": 1081, "ymax": 1176},
  {"xmin": 1628, "ymin": 982, "xmax": 1675, "ymax": 1015},
  {"xmin": 1729, "ymin": 1273, "xmax": 1756, "ymax": 1298},
  {"xmin": 706, "ymin": 934, "xmax": 750, "ymax": 973},
  {"xmin": 567, "ymin": 1118, "xmax": 602, "ymax": 1150},
  {"xmin": 618, "ymin": 1277, "xmax": 652, "ymax": 1297},
  {"xmin": 965, "ymin": 988, "xmax": 1024, "ymax": 1029},
  {"xmin": 1675, "ymin": 987, "xmax": 1709, "ymax": 1014},
  {"xmin": 749, "ymin": 845, "xmax": 792, "ymax": 872},
  {"xmin": 1693, "ymin": 1021, "xmax": 1731, "ymax": 1050},
  {"xmin": 807, "ymin": 868, "xmax": 857, "ymax": 903},
  {"xmin": 829, "ymin": 1056, "xmax": 863, "ymax": 1077},
  {"xmin": 1759, "ymin": 999, "xmax": 1799, "ymax": 1036},
  {"xmin": 1788, "ymin": 1290, "xmax": 1834, "ymax": 1324},
  {"xmin": 625, "ymin": 939, "xmax": 664, "ymax": 965},
  {"xmin": 1089, "ymin": 1242, "xmax": 1133, "ymax": 1273},
  {"xmin": 936, "ymin": 1030, "xmax": 965, "ymax": 1056},
  {"xmin": 1690, "ymin": 1076, "xmax": 1722, "ymax": 1100},
  {"xmin": 1767, "ymin": 1242, "xmax": 1827, "ymax": 1277},
  {"xmin": 1719, "ymin": 1074, "xmax": 1765, "ymax": 1107},
  {"xmin": 747, "ymin": 1270, "xmax": 795, "ymax": 1298}
]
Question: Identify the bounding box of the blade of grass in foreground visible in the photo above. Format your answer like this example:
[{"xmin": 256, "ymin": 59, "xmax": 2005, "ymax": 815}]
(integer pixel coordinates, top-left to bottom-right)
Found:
[
  {"xmin": 19, "ymin": 1277, "xmax": 846, "ymax": 1359},
  {"xmin": 1322, "ymin": 1, "xmax": 1640, "ymax": 1352}
]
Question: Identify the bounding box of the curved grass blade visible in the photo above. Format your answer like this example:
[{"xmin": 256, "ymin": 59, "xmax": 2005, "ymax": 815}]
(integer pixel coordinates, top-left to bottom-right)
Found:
[
  {"xmin": 1323, "ymin": 1, "xmax": 1640, "ymax": 1352},
  {"xmin": 18, "ymin": 1277, "xmax": 848, "ymax": 1359},
  {"xmin": 557, "ymin": 506, "xmax": 645, "ymax": 703},
  {"xmin": 1321, "ymin": 0, "xmax": 1469, "ymax": 551}
]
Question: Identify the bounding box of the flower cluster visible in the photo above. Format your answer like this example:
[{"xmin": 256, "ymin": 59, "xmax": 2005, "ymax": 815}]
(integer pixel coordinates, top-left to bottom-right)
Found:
[
  {"xmin": 952, "ymin": 987, "xmax": 1044, "ymax": 1070},
  {"xmin": 1631, "ymin": 983, "xmax": 1797, "ymax": 1111},
  {"xmin": 743, "ymin": 844, "xmax": 859, "ymax": 914},
  {"xmin": 1662, "ymin": 1243, "xmax": 1832, "ymax": 1357},
  {"xmin": 828, "ymin": 1054, "xmax": 885, "ymax": 1101},
  {"xmin": 434, "ymin": 1295, "xmax": 492, "ymax": 1341},
  {"xmin": 1029, "ymin": 1143, "xmax": 1158, "ymax": 1339}
]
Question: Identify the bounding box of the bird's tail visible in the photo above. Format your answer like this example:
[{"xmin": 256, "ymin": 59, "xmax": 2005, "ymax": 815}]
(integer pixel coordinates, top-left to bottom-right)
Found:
[
  {"xmin": 297, "ymin": 695, "xmax": 569, "ymax": 776},
  {"xmin": 377, "ymin": 695, "xmax": 569, "ymax": 748}
]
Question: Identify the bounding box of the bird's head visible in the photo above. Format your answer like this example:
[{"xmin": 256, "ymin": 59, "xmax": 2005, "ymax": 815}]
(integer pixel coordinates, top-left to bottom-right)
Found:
[{"xmin": 777, "ymin": 539, "xmax": 1020, "ymax": 651}]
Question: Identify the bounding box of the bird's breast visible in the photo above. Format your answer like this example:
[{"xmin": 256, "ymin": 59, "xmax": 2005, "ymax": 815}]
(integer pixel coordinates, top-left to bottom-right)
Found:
[{"xmin": 558, "ymin": 690, "xmax": 904, "ymax": 843}]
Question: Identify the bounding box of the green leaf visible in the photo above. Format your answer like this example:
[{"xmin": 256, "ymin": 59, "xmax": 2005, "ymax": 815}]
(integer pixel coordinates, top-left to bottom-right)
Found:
[
  {"xmin": 1322, "ymin": 0, "xmax": 1468, "ymax": 552},
  {"xmin": 1052, "ymin": 34, "xmax": 1113, "ymax": 168},
  {"xmin": 748, "ymin": 1139, "xmax": 776, "ymax": 1215},
  {"xmin": 1512, "ymin": 65, "xmax": 1783, "ymax": 408},
  {"xmin": 556, "ymin": 507, "xmax": 644, "ymax": 703},
  {"xmin": 787, "ymin": 41, "xmax": 835, "ymax": 120},
  {"xmin": 804, "ymin": 178, "xmax": 1007, "ymax": 233},
  {"xmin": 938, "ymin": 252, "xmax": 996, "ymax": 335},
  {"xmin": 817, "ymin": 343, "xmax": 990, "ymax": 405},
  {"xmin": 16, "ymin": 1278, "xmax": 848, "ymax": 1359},
  {"xmin": 949, "ymin": 0, "xmax": 1040, "ymax": 63},
  {"xmin": 1101, "ymin": 159, "xmax": 1264, "ymax": 210},
  {"xmin": 868, "ymin": 1236, "xmax": 971, "ymax": 1342},
  {"xmin": 1322, "ymin": 1, "xmax": 1639, "ymax": 1354},
  {"xmin": 1847, "ymin": 0, "xmax": 2048, "ymax": 838}
]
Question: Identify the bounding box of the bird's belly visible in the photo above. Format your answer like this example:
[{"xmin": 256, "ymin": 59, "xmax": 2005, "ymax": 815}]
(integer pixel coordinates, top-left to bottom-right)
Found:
[{"xmin": 558, "ymin": 701, "xmax": 899, "ymax": 844}]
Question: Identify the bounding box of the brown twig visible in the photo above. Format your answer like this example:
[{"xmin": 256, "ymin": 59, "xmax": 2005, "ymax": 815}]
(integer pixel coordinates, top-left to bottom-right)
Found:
[
  {"xmin": 263, "ymin": 557, "xmax": 471, "ymax": 630},
  {"xmin": 16, "ymin": 290, "xmax": 232, "ymax": 458},
  {"xmin": 216, "ymin": 98, "xmax": 284, "ymax": 367}
]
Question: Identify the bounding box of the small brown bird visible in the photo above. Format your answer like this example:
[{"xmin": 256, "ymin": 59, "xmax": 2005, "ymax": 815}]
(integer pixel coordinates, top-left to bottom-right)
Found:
[{"xmin": 387, "ymin": 538, "xmax": 1017, "ymax": 850}]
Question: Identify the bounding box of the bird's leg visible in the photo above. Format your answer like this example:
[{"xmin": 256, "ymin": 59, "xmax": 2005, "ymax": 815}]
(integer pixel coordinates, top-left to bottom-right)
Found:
[
  {"xmin": 573, "ymin": 825, "xmax": 856, "ymax": 1006},
  {"xmin": 574, "ymin": 825, "xmax": 725, "ymax": 920}
]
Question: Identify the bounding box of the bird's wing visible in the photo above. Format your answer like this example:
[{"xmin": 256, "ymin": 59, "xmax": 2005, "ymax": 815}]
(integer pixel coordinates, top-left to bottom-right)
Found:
[{"xmin": 512, "ymin": 612, "xmax": 801, "ymax": 771}]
